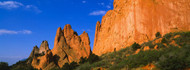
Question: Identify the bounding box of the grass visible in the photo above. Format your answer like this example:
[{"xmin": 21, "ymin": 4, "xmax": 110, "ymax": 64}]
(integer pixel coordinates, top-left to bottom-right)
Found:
[{"xmin": 76, "ymin": 31, "xmax": 190, "ymax": 70}]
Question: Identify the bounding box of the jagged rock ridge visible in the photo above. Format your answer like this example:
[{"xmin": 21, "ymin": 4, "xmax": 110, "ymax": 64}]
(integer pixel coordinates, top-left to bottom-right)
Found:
[
  {"xmin": 29, "ymin": 24, "xmax": 91, "ymax": 70},
  {"xmin": 93, "ymin": 0, "xmax": 190, "ymax": 56}
]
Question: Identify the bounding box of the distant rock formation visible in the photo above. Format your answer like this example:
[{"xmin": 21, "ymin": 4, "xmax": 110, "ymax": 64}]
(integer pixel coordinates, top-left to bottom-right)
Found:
[
  {"xmin": 29, "ymin": 24, "xmax": 91, "ymax": 69},
  {"xmin": 93, "ymin": 0, "xmax": 190, "ymax": 56}
]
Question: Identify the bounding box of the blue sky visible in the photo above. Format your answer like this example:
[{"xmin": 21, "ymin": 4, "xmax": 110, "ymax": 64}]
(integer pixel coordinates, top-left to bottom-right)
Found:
[{"xmin": 0, "ymin": 0, "xmax": 113, "ymax": 65}]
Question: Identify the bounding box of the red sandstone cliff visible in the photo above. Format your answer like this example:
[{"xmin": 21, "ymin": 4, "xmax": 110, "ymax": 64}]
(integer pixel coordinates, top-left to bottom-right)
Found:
[{"xmin": 93, "ymin": 0, "xmax": 190, "ymax": 56}]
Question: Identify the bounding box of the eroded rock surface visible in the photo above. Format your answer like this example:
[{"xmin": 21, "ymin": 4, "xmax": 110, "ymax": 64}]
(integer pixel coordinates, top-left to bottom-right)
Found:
[
  {"xmin": 29, "ymin": 24, "xmax": 91, "ymax": 69},
  {"xmin": 93, "ymin": 0, "xmax": 190, "ymax": 55},
  {"xmin": 52, "ymin": 24, "xmax": 91, "ymax": 67}
]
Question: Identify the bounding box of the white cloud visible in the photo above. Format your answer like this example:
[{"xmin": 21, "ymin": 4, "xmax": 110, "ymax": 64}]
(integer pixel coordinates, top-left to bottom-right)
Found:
[
  {"xmin": 82, "ymin": 1, "xmax": 86, "ymax": 3},
  {"xmin": 26, "ymin": 5, "xmax": 42, "ymax": 13},
  {"xmin": 106, "ymin": 5, "xmax": 111, "ymax": 9},
  {"xmin": 0, "ymin": 29, "xmax": 32, "ymax": 35},
  {"xmin": 89, "ymin": 10, "xmax": 106, "ymax": 16},
  {"xmin": 0, "ymin": 1, "xmax": 41, "ymax": 13},
  {"xmin": 0, "ymin": 1, "xmax": 23, "ymax": 9}
]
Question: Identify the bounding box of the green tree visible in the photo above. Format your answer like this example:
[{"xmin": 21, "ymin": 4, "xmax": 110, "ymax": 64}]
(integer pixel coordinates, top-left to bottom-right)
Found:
[
  {"xmin": 88, "ymin": 54, "xmax": 100, "ymax": 64},
  {"xmin": 62, "ymin": 62, "xmax": 79, "ymax": 70},
  {"xmin": 0, "ymin": 62, "xmax": 10, "ymax": 70},
  {"xmin": 156, "ymin": 32, "xmax": 162, "ymax": 38},
  {"xmin": 131, "ymin": 42, "xmax": 141, "ymax": 51},
  {"xmin": 79, "ymin": 57, "xmax": 87, "ymax": 64}
]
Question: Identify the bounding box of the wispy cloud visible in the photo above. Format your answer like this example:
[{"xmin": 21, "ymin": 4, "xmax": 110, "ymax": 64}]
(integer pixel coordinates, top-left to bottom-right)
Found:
[
  {"xmin": 0, "ymin": 29, "xmax": 32, "ymax": 35},
  {"xmin": 89, "ymin": 10, "xmax": 106, "ymax": 16},
  {"xmin": 106, "ymin": 5, "xmax": 111, "ymax": 9},
  {"xmin": 26, "ymin": 5, "xmax": 42, "ymax": 13},
  {"xmin": 0, "ymin": 1, "xmax": 23, "ymax": 9},
  {"xmin": 98, "ymin": 0, "xmax": 113, "ymax": 9},
  {"xmin": 82, "ymin": 1, "xmax": 86, "ymax": 4},
  {"xmin": 0, "ymin": 1, "xmax": 41, "ymax": 13}
]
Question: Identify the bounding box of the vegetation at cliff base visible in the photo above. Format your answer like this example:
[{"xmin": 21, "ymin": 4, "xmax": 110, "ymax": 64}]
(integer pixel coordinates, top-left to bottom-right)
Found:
[{"xmin": 76, "ymin": 31, "xmax": 190, "ymax": 70}]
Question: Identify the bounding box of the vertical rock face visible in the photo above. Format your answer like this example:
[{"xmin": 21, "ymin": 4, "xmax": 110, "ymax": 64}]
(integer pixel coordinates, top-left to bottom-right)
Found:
[
  {"xmin": 52, "ymin": 24, "xmax": 91, "ymax": 67},
  {"xmin": 29, "ymin": 41, "xmax": 50, "ymax": 58},
  {"xmin": 29, "ymin": 46, "xmax": 39, "ymax": 58},
  {"xmin": 93, "ymin": 0, "xmax": 190, "ymax": 55},
  {"xmin": 29, "ymin": 41, "xmax": 56, "ymax": 70}
]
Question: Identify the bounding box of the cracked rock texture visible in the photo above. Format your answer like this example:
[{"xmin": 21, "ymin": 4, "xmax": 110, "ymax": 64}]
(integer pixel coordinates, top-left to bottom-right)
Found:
[
  {"xmin": 30, "ymin": 24, "xmax": 91, "ymax": 69},
  {"xmin": 93, "ymin": 0, "xmax": 190, "ymax": 56}
]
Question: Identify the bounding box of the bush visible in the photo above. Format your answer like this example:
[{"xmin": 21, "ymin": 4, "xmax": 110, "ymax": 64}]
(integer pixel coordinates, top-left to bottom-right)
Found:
[
  {"xmin": 156, "ymin": 32, "xmax": 161, "ymax": 38},
  {"xmin": 144, "ymin": 41, "xmax": 155, "ymax": 49},
  {"xmin": 126, "ymin": 50, "xmax": 162, "ymax": 69},
  {"xmin": 79, "ymin": 57, "xmax": 87, "ymax": 64},
  {"xmin": 131, "ymin": 42, "xmax": 141, "ymax": 51},
  {"xmin": 88, "ymin": 54, "xmax": 100, "ymax": 64},
  {"xmin": 76, "ymin": 63, "xmax": 91, "ymax": 70},
  {"xmin": 156, "ymin": 53, "xmax": 186, "ymax": 70},
  {"xmin": 10, "ymin": 60, "xmax": 37, "ymax": 70},
  {"xmin": 156, "ymin": 43, "xmax": 166, "ymax": 49},
  {"xmin": 161, "ymin": 38, "xmax": 167, "ymax": 44},
  {"xmin": 0, "ymin": 62, "xmax": 10, "ymax": 70},
  {"xmin": 62, "ymin": 62, "xmax": 79, "ymax": 70}
]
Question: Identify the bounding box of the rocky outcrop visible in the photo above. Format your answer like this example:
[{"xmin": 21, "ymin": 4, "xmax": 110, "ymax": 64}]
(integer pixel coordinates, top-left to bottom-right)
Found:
[
  {"xmin": 39, "ymin": 40, "xmax": 50, "ymax": 54},
  {"xmin": 29, "ymin": 41, "xmax": 50, "ymax": 58},
  {"xmin": 52, "ymin": 24, "xmax": 91, "ymax": 68},
  {"xmin": 29, "ymin": 46, "xmax": 39, "ymax": 58},
  {"xmin": 30, "ymin": 24, "xmax": 91, "ymax": 69},
  {"xmin": 31, "ymin": 50, "xmax": 57, "ymax": 69},
  {"xmin": 28, "ymin": 41, "xmax": 55, "ymax": 69},
  {"xmin": 93, "ymin": 0, "xmax": 190, "ymax": 55}
]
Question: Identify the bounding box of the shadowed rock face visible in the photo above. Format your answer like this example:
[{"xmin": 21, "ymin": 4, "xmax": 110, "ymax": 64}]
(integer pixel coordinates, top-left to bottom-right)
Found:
[
  {"xmin": 93, "ymin": 0, "xmax": 190, "ymax": 56},
  {"xmin": 30, "ymin": 24, "xmax": 91, "ymax": 69}
]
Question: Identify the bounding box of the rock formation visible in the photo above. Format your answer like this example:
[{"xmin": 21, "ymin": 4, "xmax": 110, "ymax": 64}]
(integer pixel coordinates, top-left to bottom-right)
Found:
[
  {"xmin": 29, "ymin": 24, "xmax": 91, "ymax": 69},
  {"xmin": 29, "ymin": 41, "xmax": 50, "ymax": 58},
  {"xmin": 93, "ymin": 0, "xmax": 190, "ymax": 55},
  {"xmin": 39, "ymin": 40, "xmax": 50, "ymax": 54},
  {"xmin": 29, "ymin": 46, "xmax": 39, "ymax": 58},
  {"xmin": 52, "ymin": 24, "xmax": 91, "ymax": 68}
]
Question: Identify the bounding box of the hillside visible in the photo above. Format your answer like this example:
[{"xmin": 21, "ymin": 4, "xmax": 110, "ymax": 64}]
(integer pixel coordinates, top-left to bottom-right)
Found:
[{"xmin": 76, "ymin": 31, "xmax": 190, "ymax": 70}]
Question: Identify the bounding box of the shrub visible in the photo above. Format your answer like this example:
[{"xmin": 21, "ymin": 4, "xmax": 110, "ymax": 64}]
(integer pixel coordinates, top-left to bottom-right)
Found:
[
  {"xmin": 0, "ymin": 62, "xmax": 10, "ymax": 70},
  {"xmin": 125, "ymin": 50, "xmax": 162, "ymax": 69},
  {"xmin": 10, "ymin": 60, "xmax": 37, "ymax": 70},
  {"xmin": 79, "ymin": 57, "xmax": 87, "ymax": 64},
  {"xmin": 144, "ymin": 41, "xmax": 155, "ymax": 49},
  {"xmin": 88, "ymin": 54, "xmax": 100, "ymax": 64},
  {"xmin": 156, "ymin": 43, "xmax": 166, "ymax": 49},
  {"xmin": 75, "ymin": 63, "xmax": 91, "ymax": 70},
  {"xmin": 156, "ymin": 32, "xmax": 161, "ymax": 38},
  {"xmin": 131, "ymin": 42, "xmax": 141, "ymax": 51},
  {"xmin": 164, "ymin": 33, "xmax": 172, "ymax": 40},
  {"xmin": 156, "ymin": 53, "xmax": 186, "ymax": 70},
  {"xmin": 62, "ymin": 62, "xmax": 79, "ymax": 70},
  {"xmin": 161, "ymin": 38, "xmax": 167, "ymax": 44}
]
